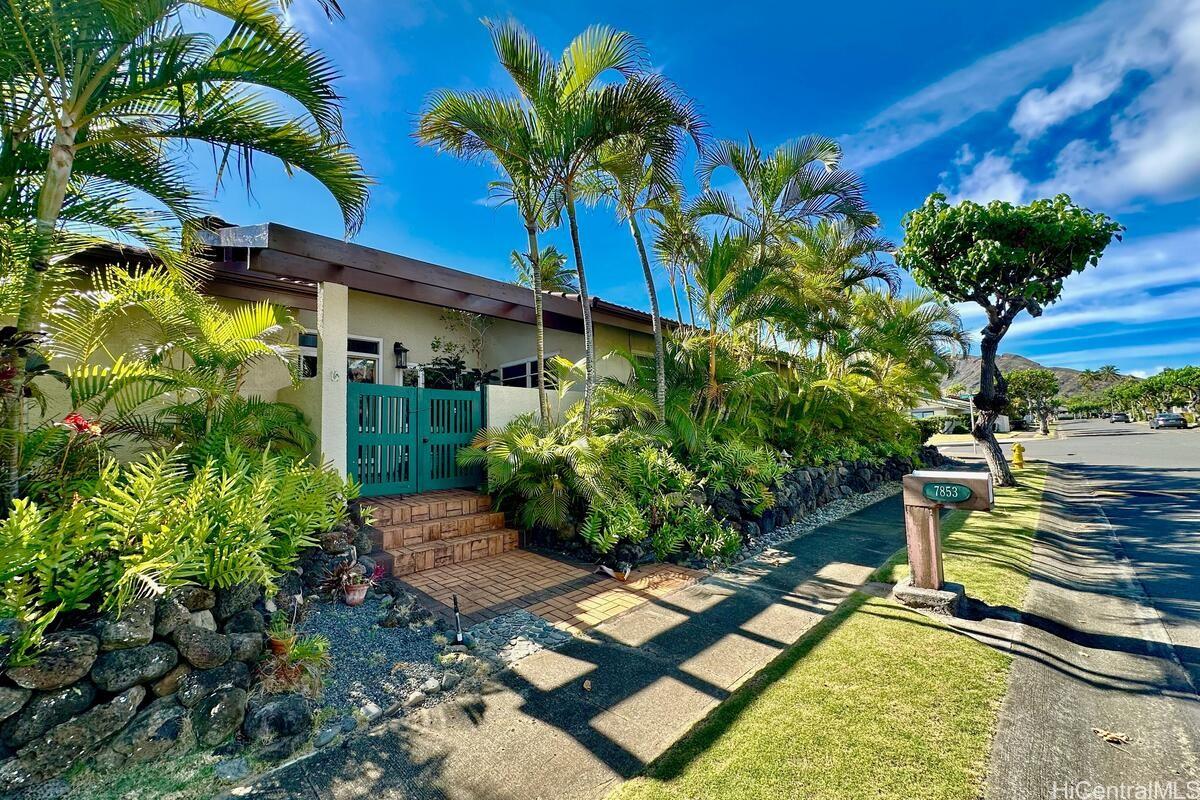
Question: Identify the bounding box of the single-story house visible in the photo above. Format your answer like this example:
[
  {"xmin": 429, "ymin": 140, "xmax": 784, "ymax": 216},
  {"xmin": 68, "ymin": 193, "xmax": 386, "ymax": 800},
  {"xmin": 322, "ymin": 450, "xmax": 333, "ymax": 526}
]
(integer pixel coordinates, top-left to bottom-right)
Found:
[
  {"xmin": 910, "ymin": 396, "xmax": 1010, "ymax": 433},
  {"xmin": 73, "ymin": 222, "xmax": 659, "ymax": 496}
]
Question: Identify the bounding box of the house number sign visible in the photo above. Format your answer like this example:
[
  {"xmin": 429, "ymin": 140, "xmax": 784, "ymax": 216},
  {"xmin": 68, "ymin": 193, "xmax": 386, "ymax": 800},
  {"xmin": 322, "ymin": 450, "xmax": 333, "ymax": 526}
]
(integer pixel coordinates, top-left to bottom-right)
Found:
[{"xmin": 922, "ymin": 482, "xmax": 973, "ymax": 504}]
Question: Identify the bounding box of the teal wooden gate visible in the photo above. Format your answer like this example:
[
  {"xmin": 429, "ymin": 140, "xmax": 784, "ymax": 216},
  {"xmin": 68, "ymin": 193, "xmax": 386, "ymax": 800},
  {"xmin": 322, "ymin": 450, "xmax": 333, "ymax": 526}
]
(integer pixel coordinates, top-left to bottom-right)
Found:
[
  {"xmin": 347, "ymin": 384, "xmax": 481, "ymax": 497},
  {"xmin": 418, "ymin": 388, "xmax": 483, "ymax": 491}
]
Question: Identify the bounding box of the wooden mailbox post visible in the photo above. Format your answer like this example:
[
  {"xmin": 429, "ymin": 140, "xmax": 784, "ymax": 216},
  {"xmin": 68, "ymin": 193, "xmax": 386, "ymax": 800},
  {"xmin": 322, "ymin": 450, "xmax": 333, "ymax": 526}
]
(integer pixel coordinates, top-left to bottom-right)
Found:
[{"xmin": 898, "ymin": 470, "xmax": 993, "ymax": 613}]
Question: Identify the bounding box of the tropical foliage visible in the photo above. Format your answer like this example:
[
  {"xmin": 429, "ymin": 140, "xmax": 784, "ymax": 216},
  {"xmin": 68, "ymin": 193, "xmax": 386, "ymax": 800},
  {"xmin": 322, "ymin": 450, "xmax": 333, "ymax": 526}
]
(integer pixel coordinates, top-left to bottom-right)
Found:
[
  {"xmin": 0, "ymin": 449, "xmax": 355, "ymax": 661},
  {"xmin": 1067, "ymin": 366, "xmax": 1200, "ymax": 419},
  {"xmin": 1006, "ymin": 368, "xmax": 1060, "ymax": 435},
  {"xmin": 418, "ymin": 20, "xmax": 978, "ymax": 566},
  {"xmin": 0, "ymin": 0, "xmax": 366, "ymax": 659}
]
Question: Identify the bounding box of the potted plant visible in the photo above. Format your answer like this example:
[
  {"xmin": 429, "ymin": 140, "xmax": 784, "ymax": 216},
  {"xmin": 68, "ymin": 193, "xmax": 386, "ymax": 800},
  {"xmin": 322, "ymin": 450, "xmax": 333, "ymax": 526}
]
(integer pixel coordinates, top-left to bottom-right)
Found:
[
  {"xmin": 343, "ymin": 572, "xmax": 370, "ymax": 606},
  {"xmin": 267, "ymin": 611, "xmax": 297, "ymax": 656},
  {"xmin": 321, "ymin": 561, "xmax": 384, "ymax": 606}
]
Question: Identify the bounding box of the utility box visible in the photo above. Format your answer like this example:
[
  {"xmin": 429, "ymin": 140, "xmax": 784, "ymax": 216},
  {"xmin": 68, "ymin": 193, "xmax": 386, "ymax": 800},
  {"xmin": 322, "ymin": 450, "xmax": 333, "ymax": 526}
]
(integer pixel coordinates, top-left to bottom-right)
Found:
[{"xmin": 897, "ymin": 470, "xmax": 993, "ymax": 614}]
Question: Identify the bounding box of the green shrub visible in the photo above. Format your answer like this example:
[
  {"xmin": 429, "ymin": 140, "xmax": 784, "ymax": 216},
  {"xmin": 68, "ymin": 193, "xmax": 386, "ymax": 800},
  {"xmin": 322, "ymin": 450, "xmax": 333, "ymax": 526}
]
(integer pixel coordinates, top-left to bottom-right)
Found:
[
  {"xmin": 0, "ymin": 449, "xmax": 355, "ymax": 662},
  {"xmin": 664, "ymin": 504, "xmax": 741, "ymax": 562},
  {"xmin": 692, "ymin": 436, "xmax": 784, "ymax": 514},
  {"xmin": 460, "ymin": 415, "xmax": 746, "ymax": 563}
]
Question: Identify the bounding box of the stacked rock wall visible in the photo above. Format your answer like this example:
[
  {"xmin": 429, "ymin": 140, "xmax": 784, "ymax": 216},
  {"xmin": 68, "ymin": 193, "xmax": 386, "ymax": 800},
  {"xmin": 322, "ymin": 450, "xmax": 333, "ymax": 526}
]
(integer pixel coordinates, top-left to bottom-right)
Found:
[{"xmin": 0, "ymin": 582, "xmax": 286, "ymax": 792}]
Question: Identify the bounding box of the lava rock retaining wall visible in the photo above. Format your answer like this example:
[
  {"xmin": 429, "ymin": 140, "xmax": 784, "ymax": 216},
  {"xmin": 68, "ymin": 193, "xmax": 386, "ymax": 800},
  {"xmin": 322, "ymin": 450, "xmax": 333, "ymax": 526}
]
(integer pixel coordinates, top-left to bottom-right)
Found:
[
  {"xmin": 0, "ymin": 579, "xmax": 297, "ymax": 793},
  {"xmin": 709, "ymin": 446, "xmax": 947, "ymax": 540}
]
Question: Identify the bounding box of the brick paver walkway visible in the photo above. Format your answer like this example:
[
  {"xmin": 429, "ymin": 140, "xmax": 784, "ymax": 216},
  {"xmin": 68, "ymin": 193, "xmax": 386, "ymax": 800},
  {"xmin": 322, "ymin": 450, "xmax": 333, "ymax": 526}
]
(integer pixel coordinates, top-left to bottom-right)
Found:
[{"xmin": 399, "ymin": 550, "xmax": 702, "ymax": 633}]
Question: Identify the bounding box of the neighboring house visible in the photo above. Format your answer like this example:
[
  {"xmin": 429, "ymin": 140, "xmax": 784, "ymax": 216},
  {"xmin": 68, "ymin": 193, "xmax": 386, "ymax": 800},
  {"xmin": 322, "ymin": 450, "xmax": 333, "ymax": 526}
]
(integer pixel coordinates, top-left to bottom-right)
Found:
[
  {"xmin": 75, "ymin": 222, "xmax": 659, "ymax": 496},
  {"xmin": 910, "ymin": 396, "xmax": 1011, "ymax": 433}
]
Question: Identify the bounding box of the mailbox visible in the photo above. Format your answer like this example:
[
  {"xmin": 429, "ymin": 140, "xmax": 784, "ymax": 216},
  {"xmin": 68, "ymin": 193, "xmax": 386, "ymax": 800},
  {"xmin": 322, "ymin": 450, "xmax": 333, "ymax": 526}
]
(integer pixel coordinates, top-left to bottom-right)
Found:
[
  {"xmin": 899, "ymin": 470, "xmax": 993, "ymax": 601},
  {"xmin": 903, "ymin": 470, "xmax": 993, "ymax": 512}
]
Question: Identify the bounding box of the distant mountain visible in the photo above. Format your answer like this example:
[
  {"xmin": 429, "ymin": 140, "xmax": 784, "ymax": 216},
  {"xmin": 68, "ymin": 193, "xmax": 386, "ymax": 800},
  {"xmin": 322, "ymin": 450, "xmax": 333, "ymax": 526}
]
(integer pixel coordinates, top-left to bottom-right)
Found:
[{"xmin": 941, "ymin": 354, "xmax": 1121, "ymax": 398}]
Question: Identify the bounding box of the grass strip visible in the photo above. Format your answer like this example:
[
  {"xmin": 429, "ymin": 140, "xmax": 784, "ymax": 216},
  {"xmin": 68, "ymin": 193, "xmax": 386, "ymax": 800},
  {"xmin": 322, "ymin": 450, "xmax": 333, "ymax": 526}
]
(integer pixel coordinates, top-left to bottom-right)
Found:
[{"xmin": 613, "ymin": 464, "xmax": 1047, "ymax": 800}]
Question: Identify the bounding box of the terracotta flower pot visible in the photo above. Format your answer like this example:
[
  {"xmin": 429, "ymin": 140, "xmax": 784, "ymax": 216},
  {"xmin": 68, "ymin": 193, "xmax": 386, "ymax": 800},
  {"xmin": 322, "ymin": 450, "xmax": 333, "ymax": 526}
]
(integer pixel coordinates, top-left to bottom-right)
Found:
[
  {"xmin": 268, "ymin": 636, "xmax": 294, "ymax": 656},
  {"xmin": 344, "ymin": 583, "xmax": 369, "ymax": 606}
]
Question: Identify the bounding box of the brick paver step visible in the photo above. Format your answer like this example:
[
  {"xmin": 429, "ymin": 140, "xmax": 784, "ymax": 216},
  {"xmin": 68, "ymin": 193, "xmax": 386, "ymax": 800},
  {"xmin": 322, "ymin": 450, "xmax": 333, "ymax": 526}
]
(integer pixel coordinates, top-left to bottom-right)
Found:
[
  {"xmin": 364, "ymin": 489, "xmax": 492, "ymax": 527},
  {"xmin": 378, "ymin": 510, "xmax": 507, "ymax": 549},
  {"xmin": 387, "ymin": 528, "xmax": 520, "ymax": 576}
]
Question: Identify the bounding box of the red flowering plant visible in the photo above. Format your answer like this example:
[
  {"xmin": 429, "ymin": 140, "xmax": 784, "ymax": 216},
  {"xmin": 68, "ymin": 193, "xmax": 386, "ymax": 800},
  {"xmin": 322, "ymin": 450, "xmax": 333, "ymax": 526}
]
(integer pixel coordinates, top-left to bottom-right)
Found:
[{"xmin": 59, "ymin": 412, "xmax": 102, "ymax": 438}]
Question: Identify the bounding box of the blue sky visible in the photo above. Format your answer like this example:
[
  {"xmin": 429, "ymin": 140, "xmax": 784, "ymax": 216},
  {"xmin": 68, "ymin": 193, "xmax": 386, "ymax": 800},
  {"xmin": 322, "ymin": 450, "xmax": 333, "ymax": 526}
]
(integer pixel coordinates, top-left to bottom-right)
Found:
[{"xmin": 205, "ymin": 0, "xmax": 1200, "ymax": 377}]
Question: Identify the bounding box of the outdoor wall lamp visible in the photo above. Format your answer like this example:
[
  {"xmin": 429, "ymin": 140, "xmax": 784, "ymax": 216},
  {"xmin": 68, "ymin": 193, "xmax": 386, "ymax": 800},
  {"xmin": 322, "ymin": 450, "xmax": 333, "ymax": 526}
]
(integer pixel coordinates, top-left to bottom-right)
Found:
[{"xmin": 393, "ymin": 341, "xmax": 409, "ymax": 370}]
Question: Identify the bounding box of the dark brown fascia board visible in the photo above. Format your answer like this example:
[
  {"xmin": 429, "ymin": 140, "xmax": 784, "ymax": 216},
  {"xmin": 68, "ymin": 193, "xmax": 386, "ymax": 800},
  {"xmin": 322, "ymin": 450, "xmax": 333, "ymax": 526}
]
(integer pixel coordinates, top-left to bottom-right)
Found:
[
  {"xmin": 202, "ymin": 223, "xmax": 582, "ymax": 316},
  {"xmin": 201, "ymin": 223, "xmax": 652, "ymax": 334},
  {"xmin": 247, "ymin": 249, "xmax": 588, "ymax": 333}
]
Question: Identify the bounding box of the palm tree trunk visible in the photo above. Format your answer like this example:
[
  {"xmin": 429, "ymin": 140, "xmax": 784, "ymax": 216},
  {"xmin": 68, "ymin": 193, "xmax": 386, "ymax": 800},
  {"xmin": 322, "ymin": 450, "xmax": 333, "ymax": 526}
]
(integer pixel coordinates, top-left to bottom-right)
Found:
[
  {"xmin": 525, "ymin": 223, "xmax": 551, "ymax": 425},
  {"xmin": 668, "ymin": 272, "xmax": 684, "ymax": 328},
  {"xmin": 1, "ymin": 121, "xmax": 77, "ymax": 510},
  {"xmin": 627, "ymin": 214, "xmax": 665, "ymax": 416},
  {"xmin": 564, "ymin": 194, "xmax": 595, "ymax": 430}
]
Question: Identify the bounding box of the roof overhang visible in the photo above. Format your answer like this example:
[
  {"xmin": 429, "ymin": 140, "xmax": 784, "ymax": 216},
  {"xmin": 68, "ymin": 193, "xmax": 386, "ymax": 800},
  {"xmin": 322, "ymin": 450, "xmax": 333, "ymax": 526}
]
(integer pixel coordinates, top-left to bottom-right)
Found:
[{"xmin": 197, "ymin": 223, "xmax": 655, "ymax": 335}]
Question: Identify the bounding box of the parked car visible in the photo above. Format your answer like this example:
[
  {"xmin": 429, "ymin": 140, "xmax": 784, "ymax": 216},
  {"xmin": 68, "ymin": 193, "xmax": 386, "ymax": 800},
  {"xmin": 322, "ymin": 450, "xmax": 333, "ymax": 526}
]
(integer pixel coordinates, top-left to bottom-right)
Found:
[
  {"xmin": 1110, "ymin": 413, "xmax": 1130, "ymax": 423},
  {"xmin": 1150, "ymin": 413, "xmax": 1187, "ymax": 429}
]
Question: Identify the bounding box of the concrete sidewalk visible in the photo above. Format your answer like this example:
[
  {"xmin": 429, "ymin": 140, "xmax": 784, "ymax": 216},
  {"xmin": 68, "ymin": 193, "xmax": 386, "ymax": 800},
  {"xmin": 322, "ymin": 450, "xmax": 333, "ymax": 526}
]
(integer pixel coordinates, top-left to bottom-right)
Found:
[
  {"xmin": 984, "ymin": 466, "xmax": 1200, "ymax": 799},
  {"xmin": 227, "ymin": 493, "xmax": 909, "ymax": 800}
]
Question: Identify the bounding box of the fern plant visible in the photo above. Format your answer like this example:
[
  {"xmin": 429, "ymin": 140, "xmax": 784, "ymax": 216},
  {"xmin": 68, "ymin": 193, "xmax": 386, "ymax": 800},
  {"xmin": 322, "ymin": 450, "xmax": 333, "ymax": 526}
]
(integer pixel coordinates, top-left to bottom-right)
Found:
[{"xmin": 0, "ymin": 447, "xmax": 354, "ymax": 661}]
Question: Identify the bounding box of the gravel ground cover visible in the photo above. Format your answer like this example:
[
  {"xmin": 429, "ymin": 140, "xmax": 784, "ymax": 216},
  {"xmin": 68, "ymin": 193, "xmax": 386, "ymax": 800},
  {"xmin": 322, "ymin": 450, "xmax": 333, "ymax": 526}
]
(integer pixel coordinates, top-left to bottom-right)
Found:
[
  {"xmin": 298, "ymin": 594, "xmax": 443, "ymax": 713},
  {"xmin": 735, "ymin": 482, "xmax": 902, "ymax": 562},
  {"xmin": 467, "ymin": 611, "xmax": 573, "ymax": 666}
]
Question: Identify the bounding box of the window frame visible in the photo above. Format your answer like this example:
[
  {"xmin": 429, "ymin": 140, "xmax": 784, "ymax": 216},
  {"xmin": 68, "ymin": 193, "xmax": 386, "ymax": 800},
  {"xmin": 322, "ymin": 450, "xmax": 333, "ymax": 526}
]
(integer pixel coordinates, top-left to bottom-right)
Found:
[
  {"xmin": 297, "ymin": 331, "xmax": 385, "ymax": 385},
  {"xmin": 497, "ymin": 352, "xmax": 560, "ymax": 389}
]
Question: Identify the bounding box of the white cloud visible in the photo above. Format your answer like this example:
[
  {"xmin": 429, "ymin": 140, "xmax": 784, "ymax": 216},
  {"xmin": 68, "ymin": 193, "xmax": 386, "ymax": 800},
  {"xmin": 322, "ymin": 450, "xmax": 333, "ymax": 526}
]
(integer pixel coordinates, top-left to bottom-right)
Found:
[
  {"xmin": 1007, "ymin": 4, "xmax": 1176, "ymax": 143},
  {"xmin": 1026, "ymin": 1, "xmax": 1200, "ymax": 207},
  {"xmin": 857, "ymin": 0, "xmax": 1200, "ymax": 210},
  {"xmin": 842, "ymin": 0, "xmax": 1142, "ymax": 169},
  {"xmin": 943, "ymin": 152, "xmax": 1031, "ymax": 204},
  {"xmin": 1007, "ymin": 284, "xmax": 1200, "ymax": 337}
]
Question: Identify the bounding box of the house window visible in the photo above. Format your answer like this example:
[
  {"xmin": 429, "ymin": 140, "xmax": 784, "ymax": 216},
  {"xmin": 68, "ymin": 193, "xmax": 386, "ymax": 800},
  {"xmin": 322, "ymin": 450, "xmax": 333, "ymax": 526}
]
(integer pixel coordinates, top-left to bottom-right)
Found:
[
  {"xmin": 346, "ymin": 337, "xmax": 381, "ymax": 384},
  {"xmin": 298, "ymin": 332, "xmax": 318, "ymax": 379},
  {"xmin": 297, "ymin": 333, "xmax": 383, "ymax": 384},
  {"xmin": 499, "ymin": 355, "xmax": 558, "ymax": 389},
  {"xmin": 632, "ymin": 351, "xmax": 654, "ymax": 376}
]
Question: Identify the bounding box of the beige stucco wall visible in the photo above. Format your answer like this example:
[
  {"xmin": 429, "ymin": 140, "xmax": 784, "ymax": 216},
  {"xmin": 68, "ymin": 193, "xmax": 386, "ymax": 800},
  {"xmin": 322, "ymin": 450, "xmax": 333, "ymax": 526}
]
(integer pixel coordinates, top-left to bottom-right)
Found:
[
  {"xmin": 484, "ymin": 385, "xmax": 586, "ymax": 429},
  {"xmin": 335, "ymin": 289, "xmax": 653, "ymax": 380}
]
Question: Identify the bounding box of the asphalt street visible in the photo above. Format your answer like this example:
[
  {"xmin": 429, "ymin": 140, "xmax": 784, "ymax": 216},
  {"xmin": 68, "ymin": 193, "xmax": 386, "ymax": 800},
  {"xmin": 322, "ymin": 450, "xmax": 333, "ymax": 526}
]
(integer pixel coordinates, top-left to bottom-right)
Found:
[{"xmin": 943, "ymin": 418, "xmax": 1200, "ymax": 686}]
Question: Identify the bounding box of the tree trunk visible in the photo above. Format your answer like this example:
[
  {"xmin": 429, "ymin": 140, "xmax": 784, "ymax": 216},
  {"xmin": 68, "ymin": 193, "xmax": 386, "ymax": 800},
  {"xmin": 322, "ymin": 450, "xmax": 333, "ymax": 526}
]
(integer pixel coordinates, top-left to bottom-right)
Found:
[
  {"xmin": 975, "ymin": 327, "xmax": 1015, "ymax": 486},
  {"xmin": 1, "ymin": 119, "xmax": 77, "ymax": 510},
  {"xmin": 564, "ymin": 194, "xmax": 595, "ymax": 430},
  {"xmin": 627, "ymin": 214, "xmax": 666, "ymax": 416},
  {"xmin": 1039, "ymin": 411, "xmax": 1049, "ymax": 436},
  {"xmin": 525, "ymin": 224, "xmax": 551, "ymax": 425},
  {"xmin": 668, "ymin": 273, "xmax": 684, "ymax": 328}
]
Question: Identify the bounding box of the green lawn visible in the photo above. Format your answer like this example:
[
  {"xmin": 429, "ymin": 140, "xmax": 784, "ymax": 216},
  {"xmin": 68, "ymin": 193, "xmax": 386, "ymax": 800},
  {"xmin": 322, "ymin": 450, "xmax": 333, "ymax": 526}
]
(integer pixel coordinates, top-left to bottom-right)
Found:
[{"xmin": 612, "ymin": 464, "xmax": 1047, "ymax": 800}]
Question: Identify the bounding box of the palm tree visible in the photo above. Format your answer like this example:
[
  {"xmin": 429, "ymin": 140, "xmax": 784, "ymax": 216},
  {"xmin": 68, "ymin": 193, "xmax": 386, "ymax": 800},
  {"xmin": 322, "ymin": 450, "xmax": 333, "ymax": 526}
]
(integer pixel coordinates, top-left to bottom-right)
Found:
[
  {"xmin": 650, "ymin": 197, "xmax": 704, "ymax": 327},
  {"xmin": 416, "ymin": 61, "xmax": 556, "ymax": 424},
  {"xmin": 692, "ymin": 135, "xmax": 875, "ymax": 253},
  {"xmin": 688, "ymin": 234, "xmax": 778, "ymax": 411},
  {"xmin": 511, "ymin": 245, "xmax": 576, "ymax": 293},
  {"xmin": 849, "ymin": 289, "xmax": 971, "ymax": 406},
  {"xmin": 485, "ymin": 19, "xmax": 702, "ymax": 430},
  {"xmin": 1098, "ymin": 364, "xmax": 1121, "ymax": 382},
  {"xmin": 0, "ymin": 0, "xmax": 369, "ymax": 503},
  {"xmin": 585, "ymin": 133, "xmax": 703, "ymax": 416}
]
